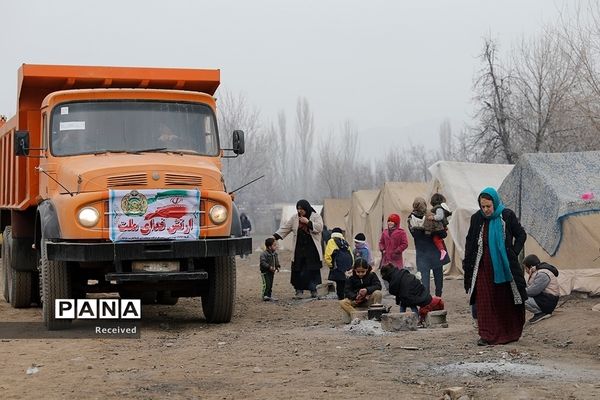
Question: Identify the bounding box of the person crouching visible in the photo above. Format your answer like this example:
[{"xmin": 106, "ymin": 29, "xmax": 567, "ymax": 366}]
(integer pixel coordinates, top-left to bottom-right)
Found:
[
  {"xmin": 380, "ymin": 263, "xmax": 444, "ymax": 323},
  {"xmin": 339, "ymin": 258, "xmax": 382, "ymax": 322},
  {"xmin": 523, "ymin": 254, "xmax": 560, "ymax": 324}
]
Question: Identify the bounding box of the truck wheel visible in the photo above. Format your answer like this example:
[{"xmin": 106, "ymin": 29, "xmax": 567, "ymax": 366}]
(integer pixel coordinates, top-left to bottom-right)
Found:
[
  {"xmin": 5, "ymin": 227, "xmax": 32, "ymax": 308},
  {"xmin": 201, "ymin": 256, "xmax": 236, "ymax": 323},
  {"xmin": 157, "ymin": 291, "xmax": 179, "ymax": 305},
  {"xmin": 2, "ymin": 227, "xmax": 10, "ymax": 303},
  {"xmin": 40, "ymin": 239, "xmax": 72, "ymax": 330}
]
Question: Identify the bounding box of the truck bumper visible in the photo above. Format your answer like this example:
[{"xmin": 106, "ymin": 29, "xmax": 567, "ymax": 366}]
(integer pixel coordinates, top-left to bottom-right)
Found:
[{"xmin": 46, "ymin": 237, "xmax": 252, "ymax": 262}]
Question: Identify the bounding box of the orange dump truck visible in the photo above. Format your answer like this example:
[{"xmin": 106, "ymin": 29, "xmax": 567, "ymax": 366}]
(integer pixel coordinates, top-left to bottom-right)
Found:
[{"xmin": 0, "ymin": 64, "xmax": 251, "ymax": 329}]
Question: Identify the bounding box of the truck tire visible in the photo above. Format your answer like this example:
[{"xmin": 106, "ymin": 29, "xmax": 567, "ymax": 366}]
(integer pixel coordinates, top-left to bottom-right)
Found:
[
  {"xmin": 5, "ymin": 227, "xmax": 33, "ymax": 308},
  {"xmin": 201, "ymin": 256, "xmax": 236, "ymax": 323},
  {"xmin": 2, "ymin": 227, "xmax": 10, "ymax": 303},
  {"xmin": 40, "ymin": 239, "xmax": 72, "ymax": 330}
]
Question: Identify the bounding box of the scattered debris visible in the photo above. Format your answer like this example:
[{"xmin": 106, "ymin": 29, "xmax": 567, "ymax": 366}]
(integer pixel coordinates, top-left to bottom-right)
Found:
[
  {"xmin": 400, "ymin": 346, "xmax": 422, "ymax": 351},
  {"xmin": 443, "ymin": 386, "xmax": 466, "ymax": 400},
  {"xmin": 556, "ymin": 339, "xmax": 574, "ymax": 348},
  {"xmin": 26, "ymin": 365, "xmax": 40, "ymax": 375},
  {"xmin": 344, "ymin": 319, "xmax": 387, "ymax": 336}
]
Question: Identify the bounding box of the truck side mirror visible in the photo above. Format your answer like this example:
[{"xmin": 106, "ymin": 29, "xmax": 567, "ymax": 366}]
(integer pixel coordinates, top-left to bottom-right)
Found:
[
  {"xmin": 15, "ymin": 131, "xmax": 30, "ymax": 156},
  {"xmin": 232, "ymin": 130, "xmax": 245, "ymax": 155}
]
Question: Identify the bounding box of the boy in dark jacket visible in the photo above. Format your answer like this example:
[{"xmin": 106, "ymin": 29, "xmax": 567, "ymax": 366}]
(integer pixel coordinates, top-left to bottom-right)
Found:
[
  {"xmin": 259, "ymin": 237, "xmax": 280, "ymax": 301},
  {"xmin": 339, "ymin": 258, "xmax": 383, "ymax": 321},
  {"xmin": 380, "ymin": 263, "xmax": 444, "ymax": 321}
]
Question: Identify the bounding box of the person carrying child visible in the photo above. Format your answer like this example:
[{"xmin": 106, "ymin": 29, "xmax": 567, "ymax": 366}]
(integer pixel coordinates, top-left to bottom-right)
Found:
[
  {"xmin": 325, "ymin": 227, "xmax": 354, "ymax": 300},
  {"xmin": 423, "ymin": 193, "xmax": 452, "ymax": 261},
  {"xmin": 353, "ymin": 232, "xmax": 373, "ymax": 266},
  {"xmin": 339, "ymin": 258, "xmax": 383, "ymax": 321},
  {"xmin": 259, "ymin": 237, "xmax": 281, "ymax": 301},
  {"xmin": 380, "ymin": 263, "xmax": 444, "ymax": 323}
]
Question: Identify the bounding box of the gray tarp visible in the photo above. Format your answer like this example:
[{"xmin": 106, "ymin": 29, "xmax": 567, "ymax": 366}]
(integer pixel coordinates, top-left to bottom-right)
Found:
[{"xmin": 499, "ymin": 151, "xmax": 600, "ymax": 295}]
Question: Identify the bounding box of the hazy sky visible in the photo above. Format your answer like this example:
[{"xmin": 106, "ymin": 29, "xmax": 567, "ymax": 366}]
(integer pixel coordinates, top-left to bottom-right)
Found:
[{"xmin": 1, "ymin": 0, "xmax": 568, "ymax": 158}]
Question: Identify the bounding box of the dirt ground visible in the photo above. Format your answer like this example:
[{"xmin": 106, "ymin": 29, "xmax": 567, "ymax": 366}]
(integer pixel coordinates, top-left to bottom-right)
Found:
[{"xmin": 1, "ymin": 244, "xmax": 599, "ymax": 400}]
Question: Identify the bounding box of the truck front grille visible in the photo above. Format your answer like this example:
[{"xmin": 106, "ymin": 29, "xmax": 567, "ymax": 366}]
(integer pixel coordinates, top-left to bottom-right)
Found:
[
  {"xmin": 107, "ymin": 173, "xmax": 148, "ymax": 187},
  {"xmin": 165, "ymin": 174, "xmax": 202, "ymax": 187}
]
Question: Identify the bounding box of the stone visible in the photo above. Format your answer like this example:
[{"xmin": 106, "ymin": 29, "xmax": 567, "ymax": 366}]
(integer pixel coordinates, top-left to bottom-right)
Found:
[
  {"xmin": 424, "ymin": 309, "xmax": 449, "ymax": 328},
  {"xmin": 316, "ymin": 282, "xmax": 335, "ymax": 297},
  {"xmin": 380, "ymin": 312, "xmax": 418, "ymax": 331},
  {"xmin": 341, "ymin": 312, "xmax": 352, "ymax": 324},
  {"xmin": 350, "ymin": 310, "xmax": 368, "ymax": 321},
  {"xmin": 443, "ymin": 386, "xmax": 466, "ymax": 400}
]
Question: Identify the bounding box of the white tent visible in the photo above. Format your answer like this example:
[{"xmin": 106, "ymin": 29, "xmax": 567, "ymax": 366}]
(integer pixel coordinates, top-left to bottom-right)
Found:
[
  {"xmin": 322, "ymin": 198, "xmax": 350, "ymax": 232},
  {"xmin": 428, "ymin": 161, "xmax": 514, "ymax": 275},
  {"xmin": 365, "ymin": 182, "xmax": 428, "ymax": 269},
  {"xmin": 345, "ymin": 190, "xmax": 380, "ymax": 247},
  {"xmin": 499, "ymin": 151, "xmax": 600, "ymax": 295},
  {"xmin": 277, "ymin": 203, "xmax": 323, "ymax": 251}
]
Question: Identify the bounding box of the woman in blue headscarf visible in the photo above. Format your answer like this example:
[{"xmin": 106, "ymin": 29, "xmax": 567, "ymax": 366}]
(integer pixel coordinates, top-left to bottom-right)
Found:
[{"xmin": 463, "ymin": 187, "xmax": 527, "ymax": 346}]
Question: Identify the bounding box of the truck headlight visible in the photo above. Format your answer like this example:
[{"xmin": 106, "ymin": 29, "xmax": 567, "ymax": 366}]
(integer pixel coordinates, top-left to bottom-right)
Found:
[
  {"xmin": 78, "ymin": 207, "xmax": 100, "ymax": 227},
  {"xmin": 209, "ymin": 205, "xmax": 227, "ymax": 224}
]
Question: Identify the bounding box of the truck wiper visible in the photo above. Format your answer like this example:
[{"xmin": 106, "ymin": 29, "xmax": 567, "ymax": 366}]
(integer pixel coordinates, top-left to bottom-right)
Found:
[
  {"xmin": 131, "ymin": 147, "xmax": 168, "ymax": 154},
  {"xmin": 93, "ymin": 150, "xmax": 129, "ymax": 155}
]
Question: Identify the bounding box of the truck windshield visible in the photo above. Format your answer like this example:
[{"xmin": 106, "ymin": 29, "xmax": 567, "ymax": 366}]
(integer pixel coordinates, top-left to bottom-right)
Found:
[{"xmin": 50, "ymin": 101, "xmax": 219, "ymax": 156}]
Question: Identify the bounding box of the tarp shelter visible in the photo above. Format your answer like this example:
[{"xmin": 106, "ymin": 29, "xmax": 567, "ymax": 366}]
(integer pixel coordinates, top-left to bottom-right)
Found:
[
  {"xmin": 322, "ymin": 198, "xmax": 350, "ymax": 232},
  {"xmin": 499, "ymin": 151, "xmax": 600, "ymax": 295},
  {"xmin": 429, "ymin": 161, "xmax": 514, "ymax": 276},
  {"xmin": 365, "ymin": 182, "xmax": 428, "ymax": 269},
  {"xmin": 277, "ymin": 203, "xmax": 323, "ymax": 251},
  {"xmin": 345, "ymin": 190, "xmax": 380, "ymax": 249}
]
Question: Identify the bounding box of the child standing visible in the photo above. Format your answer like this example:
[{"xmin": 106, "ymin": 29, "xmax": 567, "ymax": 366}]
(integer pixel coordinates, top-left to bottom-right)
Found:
[
  {"xmin": 339, "ymin": 258, "xmax": 383, "ymax": 322},
  {"xmin": 259, "ymin": 237, "xmax": 280, "ymax": 301},
  {"xmin": 324, "ymin": 227, "xmax": 354, "ymax": 300},
  {"xmin": 378, "ymin": 213, "xmax": 409, "ymax": 269},
  {"xmin": 424, "ymin": 193, "xmax": 452, "ymax": 261},
  {"xmin": 353, "ymin": 233, "xmax": 373, "ymax": 266}
]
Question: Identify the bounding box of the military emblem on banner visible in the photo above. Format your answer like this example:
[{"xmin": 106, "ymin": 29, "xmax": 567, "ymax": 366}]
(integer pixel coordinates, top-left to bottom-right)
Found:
[{"xmin": 121, "ymin": 190, "xmax": 148, "ymax": 216}]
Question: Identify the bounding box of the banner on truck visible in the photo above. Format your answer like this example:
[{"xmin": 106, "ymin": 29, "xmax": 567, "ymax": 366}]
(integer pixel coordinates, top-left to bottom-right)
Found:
[{"xmin": 109, "ymin": 189, "xmax": 200, "ymax": 241}]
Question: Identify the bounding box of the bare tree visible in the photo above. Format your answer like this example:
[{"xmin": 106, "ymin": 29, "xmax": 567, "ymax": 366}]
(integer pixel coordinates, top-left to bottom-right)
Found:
[
  {"xmin": 373, "ymin": 142, "xmax": 434, "ymax": 183},
  {"xmin": 216, "ymin": 89, "xmax": 275, "ymax": 207},
  {"xmin": 295, "ymin": 97, "xmax": 315, "ymax": 195},
  {"xmin": 472, "ymin": 38, "xmax": 516, "ymax": 163},
  {"xmin": 510, "ymin": 27, "xmax": 581, "ymax": 153},
  {"xmin": 315, "ymin": 120, "xmax": 361, "ymax": 198},
  {"xmin": 438, "ymin": 118, "xmax": 453, "ymax": 160},
  {"xmin": 559, "ymin": 2, "xmax": 600, "ymax": 150}
]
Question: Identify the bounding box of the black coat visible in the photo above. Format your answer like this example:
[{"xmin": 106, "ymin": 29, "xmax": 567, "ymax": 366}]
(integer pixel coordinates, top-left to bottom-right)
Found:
[
  {"xmin": 462, "ymin": 208, "xmax": 527, "ymax": 303},
  {"xmin": 344, "ymin": 272, "xmax": 382, "ymax": 301},
  {"xmin": 384, "ymin": 268, "xmax": 432, "ymax": 308}
]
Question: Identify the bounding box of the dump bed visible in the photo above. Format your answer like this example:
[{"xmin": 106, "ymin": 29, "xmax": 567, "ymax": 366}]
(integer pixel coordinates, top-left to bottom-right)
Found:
[{"xmin": 0, "ymin": 64, "xmax": 221, "ymax": 210}]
